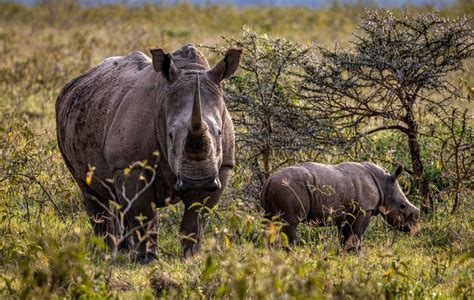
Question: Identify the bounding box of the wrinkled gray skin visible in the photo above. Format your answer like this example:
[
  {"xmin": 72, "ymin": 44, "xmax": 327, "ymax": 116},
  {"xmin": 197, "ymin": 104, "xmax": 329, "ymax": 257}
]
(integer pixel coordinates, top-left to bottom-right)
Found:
[
  {"xmin": 261, "ymin": 162, "xmax": 420, "ymax": 253},
  {"xmin": 56, "ymin": 44, "xmax": 241, "ymax": 262}
]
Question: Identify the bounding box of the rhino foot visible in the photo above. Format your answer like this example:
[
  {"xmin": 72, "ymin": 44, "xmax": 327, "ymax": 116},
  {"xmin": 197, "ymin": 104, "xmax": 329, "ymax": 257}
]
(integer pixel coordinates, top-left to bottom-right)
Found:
[
  {"xmin": 182, "ymin": 243, "xmax": 200, "ymax": 259},
  {"xmin": 132, "ymin": 251, "xmax": 157, "ymax": 264}
]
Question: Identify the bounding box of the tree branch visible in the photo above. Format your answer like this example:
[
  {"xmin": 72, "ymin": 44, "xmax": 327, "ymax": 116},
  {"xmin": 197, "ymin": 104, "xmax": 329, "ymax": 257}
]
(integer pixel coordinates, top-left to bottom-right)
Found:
[{"xmin": 355, "ymin": 124, "xmax": 411, "ymax": 139}]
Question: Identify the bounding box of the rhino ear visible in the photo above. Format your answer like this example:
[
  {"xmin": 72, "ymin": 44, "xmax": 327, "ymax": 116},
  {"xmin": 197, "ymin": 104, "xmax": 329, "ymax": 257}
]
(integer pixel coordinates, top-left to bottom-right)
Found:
[
  {"xmin": 150, "ymin": 48, "xmax": 178, "ymax": 82},
  {"xmin": 389, "ymin": 165, "xmax": 403, "ymax": 181},
  {"xmin": 208, "ymin": 48, "xmax": 242, "ymax": 83}
]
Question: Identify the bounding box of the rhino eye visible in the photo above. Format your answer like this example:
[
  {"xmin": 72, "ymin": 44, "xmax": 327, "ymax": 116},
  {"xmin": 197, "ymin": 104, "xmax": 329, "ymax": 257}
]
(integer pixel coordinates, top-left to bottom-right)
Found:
[
  {"xmin": 400, "ymin": 203, "xmax": 406, "ymax": 210},
  {"xmin": 168, "ymin": 132, "xmax": 173, "ymax": 140},
  {"xmin": 218, "ymin": 129, "xmax": 222, "ymax": 137}
]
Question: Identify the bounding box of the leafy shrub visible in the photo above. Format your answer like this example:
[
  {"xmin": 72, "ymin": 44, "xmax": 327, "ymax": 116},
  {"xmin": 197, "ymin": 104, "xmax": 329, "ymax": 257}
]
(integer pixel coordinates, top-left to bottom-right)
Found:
[{"xmin": 208, "ymin": 28, "xmax": 342, "ymax": 201}]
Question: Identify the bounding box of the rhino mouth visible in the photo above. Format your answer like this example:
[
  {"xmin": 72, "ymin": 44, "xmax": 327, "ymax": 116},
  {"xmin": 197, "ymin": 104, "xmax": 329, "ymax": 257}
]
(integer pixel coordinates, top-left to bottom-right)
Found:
[
  {"xmin": 385, "ymin": 214, "xmax": 419, "ymax": 234},
  {"xmin": 175, "ymin": 174, "xmax": 221, "ymax": 193},
  {"xmin": 405, "ymin": 222, "xmax": 419, "ymax": 235},
  {"xmin": 394, "ymin": 220, "xmax": 419, "ymax": 234}
]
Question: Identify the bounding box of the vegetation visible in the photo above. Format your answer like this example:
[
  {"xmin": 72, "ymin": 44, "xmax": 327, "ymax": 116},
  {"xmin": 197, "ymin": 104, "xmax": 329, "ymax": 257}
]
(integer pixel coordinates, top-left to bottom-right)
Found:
[
  {"xmin": 206, "ymin": 29, "xmax": 342, "ymax": 198},
  {"xmin": 301, "ymin": 10, "xmax": 473, "ymax": 212},
  {"xmin": 0, "ymin": 1, "xmax": 473, "ymax": 299}
]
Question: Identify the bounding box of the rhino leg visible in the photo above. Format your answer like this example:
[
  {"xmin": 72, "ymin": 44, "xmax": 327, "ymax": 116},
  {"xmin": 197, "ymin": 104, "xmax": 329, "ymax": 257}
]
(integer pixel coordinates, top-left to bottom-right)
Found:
[
  {"xmin": 282, "ymin": 223, "xmax": 298, "ymax": 247},
  {"xmin": 76, "ymin": 180, "xmax": 117, "ymax": 245},
  {"xmin": 113, "ymin": 169, "xmax": 158, "ymax": 263},
  {"xmin": 180, "ymin": 168, "xmax": 230, "ymax": 258},
  {"xmin": 339, "ymin": 211, "xmax": 372, "ymax": 255},
  {"xmin": 180, "ymin": 200, "xmax": 210, "ymax": 258}
]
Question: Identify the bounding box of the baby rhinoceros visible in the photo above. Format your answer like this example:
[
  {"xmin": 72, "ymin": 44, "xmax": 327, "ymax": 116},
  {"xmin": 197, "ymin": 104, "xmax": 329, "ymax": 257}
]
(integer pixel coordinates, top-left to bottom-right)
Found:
[{"xmin": 261, "ymin": 162, "xmax": 420, "ymax": 253}]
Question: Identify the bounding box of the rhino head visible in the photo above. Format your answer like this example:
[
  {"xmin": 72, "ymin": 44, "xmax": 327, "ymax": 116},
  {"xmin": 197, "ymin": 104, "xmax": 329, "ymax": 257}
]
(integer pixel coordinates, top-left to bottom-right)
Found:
[
  {"xmin": 379, "ymin": 165, "xmax": 421, "ymax": 234},
  {"xmin": 150, "ymin": 47, "xmax": 241, "ymax": 194}
]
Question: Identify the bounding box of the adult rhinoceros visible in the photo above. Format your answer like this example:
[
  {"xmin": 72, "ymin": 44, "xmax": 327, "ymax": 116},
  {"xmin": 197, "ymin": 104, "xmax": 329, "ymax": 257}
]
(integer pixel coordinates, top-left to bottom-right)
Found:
[{"xmin": 56, "ymin": 44, "xmax": 242, "ymax": 261}]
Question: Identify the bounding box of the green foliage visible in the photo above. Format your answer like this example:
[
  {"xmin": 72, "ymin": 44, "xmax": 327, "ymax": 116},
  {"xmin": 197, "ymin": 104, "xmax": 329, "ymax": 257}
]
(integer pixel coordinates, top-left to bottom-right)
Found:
[
  {"xmin": 0, "ymin": 233, "xmax": 113, "ymax": 298},
  {"xmin": 301, "ymin": 10, "xmax": 474, "ymax": 211},
  {"xmin": 0, "ymin": 2, "xmax": 473, "ymax": 299},
  {"xmin": 208, "ymin": 28, "xmax": 342, "ymax": 199}
]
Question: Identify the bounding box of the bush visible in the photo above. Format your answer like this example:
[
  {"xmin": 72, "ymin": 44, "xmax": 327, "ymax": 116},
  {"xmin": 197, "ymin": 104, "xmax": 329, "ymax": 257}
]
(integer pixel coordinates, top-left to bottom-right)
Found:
[{"xmin": 208, "ymin": 28, "xmax": 342, "ymax": 200}]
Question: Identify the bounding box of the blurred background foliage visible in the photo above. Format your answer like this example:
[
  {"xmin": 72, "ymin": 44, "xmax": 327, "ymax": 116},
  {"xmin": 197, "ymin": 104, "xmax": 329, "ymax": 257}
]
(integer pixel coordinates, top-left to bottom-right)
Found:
[{"xmin": 0, "ymin": 0, "xmax": 473, "ymax": 298}]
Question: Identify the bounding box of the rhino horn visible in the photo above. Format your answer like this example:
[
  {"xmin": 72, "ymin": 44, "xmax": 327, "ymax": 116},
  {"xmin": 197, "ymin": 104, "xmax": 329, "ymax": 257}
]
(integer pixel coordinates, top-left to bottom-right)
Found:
[
  {"xmin": 190, "ymin": 73, "xmax": 203, "ymax": 134},
  {"xmin": 184, "ymin": 74, "xmax": 209, "ymax": 160}
]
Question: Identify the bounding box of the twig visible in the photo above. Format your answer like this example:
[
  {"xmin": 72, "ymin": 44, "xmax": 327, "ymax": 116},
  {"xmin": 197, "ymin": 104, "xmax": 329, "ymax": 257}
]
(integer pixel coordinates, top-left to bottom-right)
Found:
[{"xmin": 18, "ymin": 173, "xmax": 65, "ymax": 221}]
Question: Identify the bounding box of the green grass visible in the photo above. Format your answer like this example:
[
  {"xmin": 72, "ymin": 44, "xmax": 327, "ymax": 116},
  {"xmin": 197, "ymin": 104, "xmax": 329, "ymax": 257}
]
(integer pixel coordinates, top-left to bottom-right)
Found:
[
  {"xmin": 0, "ymin": 2, "xmax": 473, "ymax": 298},
  {"xmin": 1, "ymin": 194, "xmax": 472, "ymax": 298}
]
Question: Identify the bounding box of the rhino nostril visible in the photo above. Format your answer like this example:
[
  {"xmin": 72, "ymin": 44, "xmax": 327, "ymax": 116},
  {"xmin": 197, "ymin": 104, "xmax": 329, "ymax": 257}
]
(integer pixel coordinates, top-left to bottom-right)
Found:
[
  {"xmin": 206, "ymin": 178, "xmax": 221, "ymax": 192},
  {"xmin": 406, "ymin": 210, "xmax": 419, "ymax": 223},
  {"xmin": 414, "ymin": 211, "xmax": 420, "ymax": 221},
  {"xmin": 176, "ymin": 175, "xmax": 185, "ymax": 192}
]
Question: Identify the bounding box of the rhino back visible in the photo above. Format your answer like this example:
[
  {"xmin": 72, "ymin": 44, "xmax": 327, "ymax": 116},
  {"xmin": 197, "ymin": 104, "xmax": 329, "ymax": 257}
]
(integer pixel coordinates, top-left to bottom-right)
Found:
[
  {"xmin": 170, "ymin": 44, "xmax": 210, "ymax": 70},
  {"xmin": 56, "ymin": 51, "xmax": 157, "ymax": 195},
  {"xmin": 300, "ymin": 162, "xmax": 381, "ymax": 220},
  {"xmin": 262, "ymin": 165, "xmax": 314, "ymax": 225}
]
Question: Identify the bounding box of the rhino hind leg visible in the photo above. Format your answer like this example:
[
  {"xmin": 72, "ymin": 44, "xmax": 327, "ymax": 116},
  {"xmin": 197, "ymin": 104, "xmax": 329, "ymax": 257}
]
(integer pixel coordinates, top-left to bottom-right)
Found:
[{"xmin": 339, "ymin": 211, "xmax": 373, "ymax": 255}]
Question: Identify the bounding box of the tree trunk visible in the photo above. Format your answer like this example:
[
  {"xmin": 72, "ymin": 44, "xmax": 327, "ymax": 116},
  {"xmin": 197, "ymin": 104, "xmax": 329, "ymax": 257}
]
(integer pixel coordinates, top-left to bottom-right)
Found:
[
  {"xmin": 451, "ymin": 143, "xmax": 462, "ymax": 214},
  {"xmin": 262, "ymin": 117, "xmax": 272, "ymax": 180},
  {"xmin": 262, "ymin": 146, "xmax": 271, "ymax": 178},
  {"xmin": 451, "ymin": 190, "xmax": 460, "ymax": 214},
  {"xmin": 406, "ymin": 122, "xmax": 433, "ymax": 213}
]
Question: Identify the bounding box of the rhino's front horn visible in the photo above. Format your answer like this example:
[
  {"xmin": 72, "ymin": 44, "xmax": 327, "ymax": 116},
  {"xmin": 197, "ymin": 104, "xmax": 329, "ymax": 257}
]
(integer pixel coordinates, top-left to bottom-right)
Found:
[{"xmin": 190, "ymin": 73, "xmax": 203, "ymax": 133}]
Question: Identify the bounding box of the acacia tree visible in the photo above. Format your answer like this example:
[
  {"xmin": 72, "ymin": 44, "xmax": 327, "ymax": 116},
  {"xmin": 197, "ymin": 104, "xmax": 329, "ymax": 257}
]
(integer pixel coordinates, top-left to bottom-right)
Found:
[
  {"xmin": 434, "ymin": 105, "xmax": 472, "ymax": 214},
  {"xmin": 207, "ymin": 29, "xmax": 341, "ymax": 197},
  {"xmin": 302, "ymin": 11, "xmax": 473, "ymax": 212}
]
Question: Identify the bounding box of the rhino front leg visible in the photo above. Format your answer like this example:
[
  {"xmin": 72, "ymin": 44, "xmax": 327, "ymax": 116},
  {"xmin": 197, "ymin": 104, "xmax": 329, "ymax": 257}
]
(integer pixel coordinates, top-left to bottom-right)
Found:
[
  {"xmin": 77, "ymin": 180, "xmax": 110, "ymax": 238},
  {"xmin": 77, "ymin": 177, "xmax": 138, "ymax": 253},
  {"xmin": 180, "ymin": 190, "xmax": 222, "ymax": 258},
  {"xmin": 113, "ymin": 169, "xmax": 158, "ymax": 263},
  {"xmin": 282, "ymin": 223, "xmax": 298, "ymax": 247},
  {"xmin": 180, "ymin": 168, "xmax": 230, "ymax": 258},
  {"xmin": 339, "ymin": 210, "xmax": 373, "ymax": 255},
  {"xmin": 180, "ymin": 201, "xmax": 210, "ymax": 258}
]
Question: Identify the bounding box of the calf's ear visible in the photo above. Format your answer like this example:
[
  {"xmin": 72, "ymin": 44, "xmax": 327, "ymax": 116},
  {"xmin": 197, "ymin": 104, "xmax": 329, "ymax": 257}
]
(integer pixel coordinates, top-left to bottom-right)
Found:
[
  {"xmin": 150, "ymin": 48, "xmax": 178, "ymax": 82},
  {"xmin": 208, "ymin": 48, "xmax": 243, "ymax": 83},
  {"xmin": 389, "ymin": 165, "xmax": 403, "ymax": 181}
]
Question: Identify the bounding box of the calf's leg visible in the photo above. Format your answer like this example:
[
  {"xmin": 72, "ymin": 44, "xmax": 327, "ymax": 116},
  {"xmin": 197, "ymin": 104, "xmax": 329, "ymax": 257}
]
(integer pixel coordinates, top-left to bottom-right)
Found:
[{"xmin": 339, "ymin": 211, "xmax": 373, "ymax": 255}]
